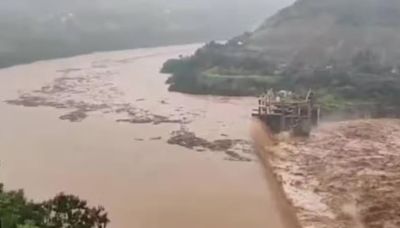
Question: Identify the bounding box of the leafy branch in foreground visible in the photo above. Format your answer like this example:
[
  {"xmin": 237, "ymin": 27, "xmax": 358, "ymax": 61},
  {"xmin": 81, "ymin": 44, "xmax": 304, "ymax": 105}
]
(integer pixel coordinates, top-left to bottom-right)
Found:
[{"xmin": 0, "ymin": 184, "xmax": 109, "ymax": 228}]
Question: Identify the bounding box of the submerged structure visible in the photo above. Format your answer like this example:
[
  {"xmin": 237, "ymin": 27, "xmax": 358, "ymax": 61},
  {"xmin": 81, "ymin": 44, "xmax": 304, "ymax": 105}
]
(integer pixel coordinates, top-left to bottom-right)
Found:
[{"xmin": 252, "ymin": 90, "xmax": 320, "ymax": 136}]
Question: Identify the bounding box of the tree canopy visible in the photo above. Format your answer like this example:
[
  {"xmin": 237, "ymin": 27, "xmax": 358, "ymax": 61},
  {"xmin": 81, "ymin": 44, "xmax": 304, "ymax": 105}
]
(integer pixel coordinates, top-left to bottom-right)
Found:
[{"xmin": 0, "ymin": 183, "xmax": 109, "ymax": 228}]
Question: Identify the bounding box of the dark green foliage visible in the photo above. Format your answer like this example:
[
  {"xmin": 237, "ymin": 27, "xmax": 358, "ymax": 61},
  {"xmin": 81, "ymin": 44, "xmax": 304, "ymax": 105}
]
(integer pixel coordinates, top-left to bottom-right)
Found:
[
  {"xmin": 161, "ymin": 41, "xmax": 281, "ymax": 96},
  {"xmin": 42, "ymin": 193, "xmax": 109, "ymax": 228},
  {"xmin": 162, "ymin": 57, "xmax": 202, "ymax": 94},
  {"xmin": 160, "ymin": 0, "xmax": 400, "ymax": 117},
  {"xmin": 0, "ymin": 184, "xmax": 109, "ymax": 228},
  {"xmin": 162, "ymin": 42, "xmax": 400, "ymax": 116},
  {"xmin": 351, "ymin": 50, "xmax": 386, "ymax": 74},
  {"xmin": 0, "ymin": 184, "xmax": 45, "ymax": 228}
]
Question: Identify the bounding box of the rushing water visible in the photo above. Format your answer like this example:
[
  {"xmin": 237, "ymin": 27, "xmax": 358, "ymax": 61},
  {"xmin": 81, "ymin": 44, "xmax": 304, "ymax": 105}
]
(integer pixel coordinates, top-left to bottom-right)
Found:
[{"xmin": 0, "ymin": 44, "xmax": 281, "ymax": 228}]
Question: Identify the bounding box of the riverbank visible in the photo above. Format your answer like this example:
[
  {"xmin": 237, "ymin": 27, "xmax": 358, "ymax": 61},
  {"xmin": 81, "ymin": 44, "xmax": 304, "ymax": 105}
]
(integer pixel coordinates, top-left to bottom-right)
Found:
[
  {"xmin": 161, "ymin": 42, "xmax": 400, "ymax": 117},
  {"xmin": 0, "ymin": 44, "xmax": 280, "ymax": 228}
]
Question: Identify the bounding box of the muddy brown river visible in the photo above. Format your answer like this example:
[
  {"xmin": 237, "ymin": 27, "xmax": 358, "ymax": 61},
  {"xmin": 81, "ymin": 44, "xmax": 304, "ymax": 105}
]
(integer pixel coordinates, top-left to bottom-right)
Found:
[{"xmin": 0, "ymin": 44, "xmax": 282, "ymax": 228}]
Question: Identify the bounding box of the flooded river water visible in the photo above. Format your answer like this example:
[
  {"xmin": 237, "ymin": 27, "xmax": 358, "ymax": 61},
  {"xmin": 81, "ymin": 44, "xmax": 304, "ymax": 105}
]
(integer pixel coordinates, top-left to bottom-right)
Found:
[{"xmin": 0, "ymin": 44, "xmax": 279, "ymax": 228}]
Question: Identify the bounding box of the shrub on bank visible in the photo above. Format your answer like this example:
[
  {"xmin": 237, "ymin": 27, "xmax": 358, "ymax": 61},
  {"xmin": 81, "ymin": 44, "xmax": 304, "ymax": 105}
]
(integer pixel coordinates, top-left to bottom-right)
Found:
[{"xmin": 0, "ymin": 183, "xmax": 109, "ymax": 228}]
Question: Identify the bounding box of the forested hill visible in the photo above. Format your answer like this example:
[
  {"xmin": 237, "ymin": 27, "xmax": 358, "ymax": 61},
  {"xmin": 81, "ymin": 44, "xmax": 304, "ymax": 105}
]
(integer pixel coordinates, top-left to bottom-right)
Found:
[
  {"xmin": 162, "ymin": 0, "xmax": 400, "ymax": 116},
  {"xmin": 0, "ymin": 0, "xmax": 291, "ymax": 68},
  {"xmin": 248, "ymin": 0, "xmax": 400, "ymax": 65}
]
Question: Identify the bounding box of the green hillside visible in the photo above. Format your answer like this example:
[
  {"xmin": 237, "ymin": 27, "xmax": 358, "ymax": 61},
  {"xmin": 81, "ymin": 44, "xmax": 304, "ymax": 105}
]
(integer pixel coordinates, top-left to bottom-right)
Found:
[{"xmin": 163, "ymin": 0, "xmax": 400, "ymax": 116}]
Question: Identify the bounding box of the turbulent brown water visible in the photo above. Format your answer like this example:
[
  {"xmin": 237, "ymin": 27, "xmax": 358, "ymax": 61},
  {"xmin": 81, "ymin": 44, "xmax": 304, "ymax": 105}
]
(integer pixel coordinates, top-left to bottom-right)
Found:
[{"xmin": 0, "ymin": 44, "xmax": 283, "ymax": 228}]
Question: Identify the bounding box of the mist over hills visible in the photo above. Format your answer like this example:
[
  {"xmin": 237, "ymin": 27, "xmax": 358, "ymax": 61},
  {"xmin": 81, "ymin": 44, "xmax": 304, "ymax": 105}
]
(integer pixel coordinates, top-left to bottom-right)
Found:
[
  {"xmin": 0, "ymin": 0, "xmax": 293, "ymax": 68},
  {"xmin": 247, "ymin": 0, "xmax": 400, "ymax": 65},
  {"xmin": 162, "ymin": 0, "xmax": 400, "ymax": 115}
]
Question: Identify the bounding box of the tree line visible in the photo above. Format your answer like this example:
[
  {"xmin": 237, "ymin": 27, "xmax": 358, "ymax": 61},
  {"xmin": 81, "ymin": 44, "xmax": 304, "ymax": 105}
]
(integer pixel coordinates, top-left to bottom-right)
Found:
[{"xmin": 0, "ymin": 183, "xmax": 109, "ymax": 228}]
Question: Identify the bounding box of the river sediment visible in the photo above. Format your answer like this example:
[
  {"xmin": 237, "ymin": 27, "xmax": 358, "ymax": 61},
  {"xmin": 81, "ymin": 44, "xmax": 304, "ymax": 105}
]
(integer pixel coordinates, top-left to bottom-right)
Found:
[{"xmin": 0, "ymin": 44, "xmax": 272, "ymax": 228}]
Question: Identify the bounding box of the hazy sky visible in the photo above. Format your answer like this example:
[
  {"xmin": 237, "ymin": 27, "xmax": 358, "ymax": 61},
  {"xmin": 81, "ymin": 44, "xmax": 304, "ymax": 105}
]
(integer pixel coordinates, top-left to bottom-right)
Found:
[
  {"xmin": 0, "ymin": 0, "xmax": 295, "ymax": 13},
  {"xmin": 0, "ymin": 0, "xmax": 297, "ymax": 35},
  {"xmin": 0, "ymin": 0, "xmax": 297, "ymax": 66}
]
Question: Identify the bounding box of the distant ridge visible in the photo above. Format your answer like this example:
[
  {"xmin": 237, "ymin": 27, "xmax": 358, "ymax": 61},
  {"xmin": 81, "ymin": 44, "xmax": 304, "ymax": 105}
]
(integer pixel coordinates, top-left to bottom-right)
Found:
[{"xmin": 243, "ymin": 0, "xmax": 400, "ymax": 65}]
